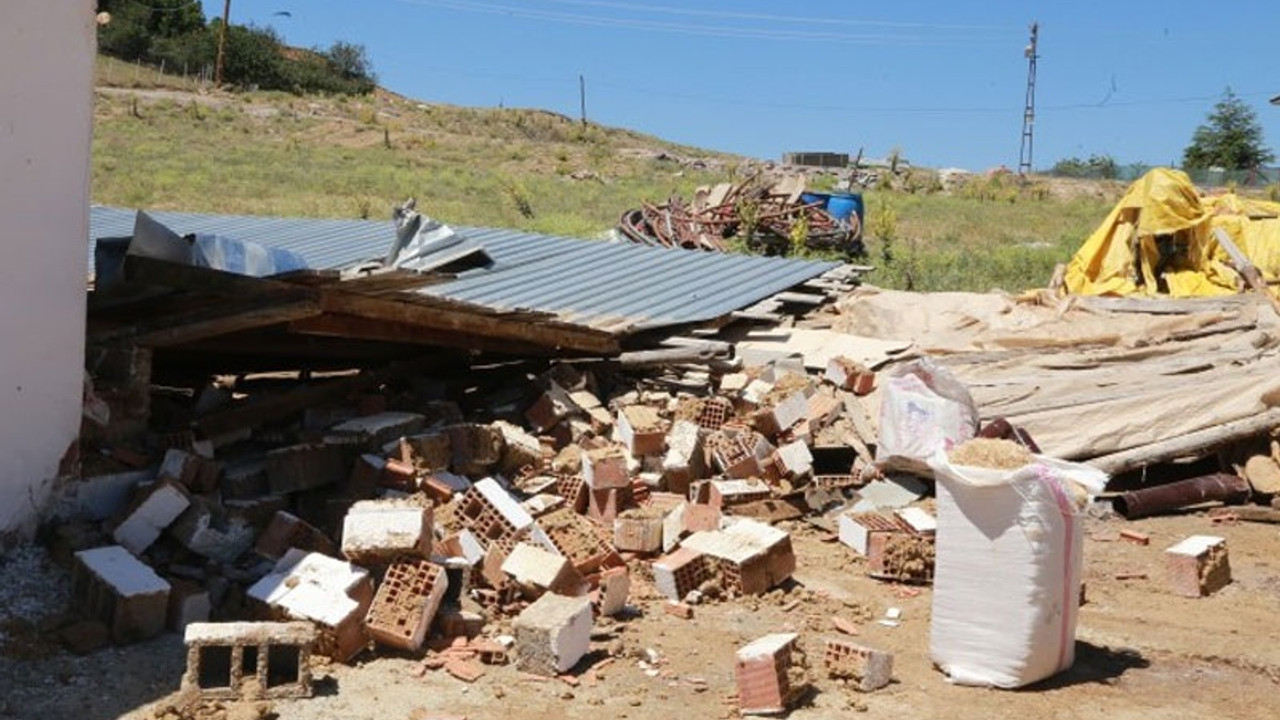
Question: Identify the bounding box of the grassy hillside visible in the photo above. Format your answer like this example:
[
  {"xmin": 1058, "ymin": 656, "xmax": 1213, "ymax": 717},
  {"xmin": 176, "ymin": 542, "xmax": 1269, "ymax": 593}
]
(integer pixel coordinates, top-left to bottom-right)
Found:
[{"xmin": 91, "ymin": 55, "xmax": 1118, "ymax": 291}]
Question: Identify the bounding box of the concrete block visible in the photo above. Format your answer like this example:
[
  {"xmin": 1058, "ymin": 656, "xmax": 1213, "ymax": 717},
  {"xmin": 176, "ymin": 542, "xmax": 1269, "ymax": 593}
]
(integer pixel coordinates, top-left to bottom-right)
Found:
[
  {"xmin": 735, "ymin": 633, "xmax": 800, "ymax": 715},
  {"xmin": 582, "ymin": 445, "xmax": 630, "ymax": 490},
  {"xmin": 501, "ymin": 542, "xmax": 586, "ymax": 598},
  {"xmin": 1166, "ymin": 535, "xmax": 1231, "ymax": 598},
  {"xmin": 708, "ymin": 478, "xmax": 772, "ymax": 509},
  {"xmin": 445, "ymin": 423, "xmax": 505, "ymax": 475},
  {"xmin": 112, "ymin": 479, "xmax": 191, "ymax": 555},
  {"xmin": 158, "ymin": 448, "xmax": 221, "ymax": 493},
  {"xmin": 661, "ymin": 420, "xmax": 705, "ymax": 494},
  {"xmin": 652, "ymin": 546, "xmax": 711, "ymax": 601},
  {"xmin": 168, "ymin": 495, "xmax": 257, "ymax": 564},
  {"xmin": 662, "ymin": 502, "xmax": 688, "ymax": 553},
  {"xmin": 597, "ymin": 566, "xmax": 630, "ymax": 617},
  {"xmin": 247, "ymin": 549, "xmax": 374, "ymax": 662},
  {"xmin": 495, "ymin": 420, "xmax": 545, "ymax": 475},
  {"xmin": 60, "ymin": 468, "xmax": 153, "ymax": 522},
  {"xmin": 182, "ymin": 621, "xmax": 316, "ymax": 700},
  {"xmin": 72, "ymin": 545, "xmax": 170, "ymax": 643},
  {"xmin": 513, "ymin": 593, "xmax": 593, "ymax": 676},
  {"xmin": 265, "ymin": 443, "xmax": 352, "ymax": 495},
  {"xmin": 824, "ymin": 638, "xmax": 892, "ymax": 691},
  {"xmin": 220, "ymin": 458, "xmax": 268, "ymax": 500},
  {"xmin": 366, "ymin": 558, "xmax": 448, "ymax": 651},
  {"xmin": 256, "ymin": 510, "xmax": 337, "ymax": 561},
  {"xmin": 613, "ymin": 508, "xmax": 665, "ymax": 554},
  {"xmin": 719, "ymin": 372, "xmax": 750, "ymax": 394},
  {"xmin": 168, "ymin": 578, "xmax": 212, "ymax": 632},
  {"xmin": 774, "ymin": 441, "xmax": 814, "ymax": 479},
  {"xmin": 618, "ymin": 406, "xmax": 666, "ymax": 457},
  {"xmin": 526, "ymin": 382, "xmax": 581, "ymax": 432},
  {"xmin": 341, "ymin": 497, "xmax": 433, "ymax": 564},
  {"xmin": 682, "ymin": 520, "xmax": 795, "ymax": 596},
  {"xmin": 399, "ymin": 432, "xmax": 452, "ymax": 472},
  {"xmin": 754, "ymin": 390, "xmax": 808, "ymax": 437}
]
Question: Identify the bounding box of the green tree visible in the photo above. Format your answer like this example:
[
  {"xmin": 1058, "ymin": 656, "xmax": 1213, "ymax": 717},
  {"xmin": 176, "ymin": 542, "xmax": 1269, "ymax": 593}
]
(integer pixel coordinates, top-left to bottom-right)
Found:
[
  {"xmin": 1183, "ymin": 88, "xmax": 1275, "ymax": 170},
  {"xmin": 1052, "ymin": 153, "xmax": 1118, "ymax": 179}
]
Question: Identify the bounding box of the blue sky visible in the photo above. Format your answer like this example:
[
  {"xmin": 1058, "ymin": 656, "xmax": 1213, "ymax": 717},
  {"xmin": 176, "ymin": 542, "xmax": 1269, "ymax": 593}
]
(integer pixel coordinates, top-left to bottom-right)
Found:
[{"xmin": 226, "ymin": 0, "xmax": 1280, "ymax": 170}]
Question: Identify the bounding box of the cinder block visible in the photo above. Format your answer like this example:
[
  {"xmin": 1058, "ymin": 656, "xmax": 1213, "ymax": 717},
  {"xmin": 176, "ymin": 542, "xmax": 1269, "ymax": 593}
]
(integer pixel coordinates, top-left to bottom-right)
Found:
[
  {"xmin": 341, "ymin": 497, "xmax": 433, "ymax": 565},
  {"xmin": 458, "ymin": 478, "xmax": 535, "ymax": 558},
  {"xmin": 652, "ymin": 546, "xmax": 711, "ymax": 601},
  {"xmin": 501, "ymin": 542, "xmax": 586, "ymax": 598},
  {"xmin": 824, "ymin": 638, "xmax": 892, "ymax": 691},
  {"xmin": 256, "ymin": 510, "xmax": 337, "ymax": 561},
  {"xmin": 1166, "ymin": 535, "xmax": 1231, "ymax": 598},
  {"xmin": 266, "ymin": 443, "xmax": 352, "ymax": 495},
  {"xmin": 735, "ymin": 633, "xmax": 801, "ymax": 715},
  {"xmin": 72, "ymin": 545, "xmax": 170, "ymax": 643},
  {"xmin": 182, "ymin": 621, "xmax": 316, "ymax": 700},
  {"xmin": 328, "ymin": 411, "xmax": 426, "ymax": 448},
  {"xmin": 112, "ymin": 479, "xmax": 191, "ymax": 555},
  {"xmin": 618, "ymin": 406, "xmax": 666, "ymax": 457},
  {"xmin": 366, "ymin": 558, "xmax": 448, "ymax": 651},
  {"xmin": 168, "ymin": 495, "xmax": 257, "ymax": 564},
  {"xmin": 513, "ymin": 593, "xmax": 593, "ymax": 676},
  {"xmin": 613, "ymin": 508, "xmax": 665, "ymax": 554},
  {"xmin": 709, "ymin": 478, "xmax": 773, "ymax": 509},
  {"xmin": 682, "ymin": 520, "xmax": 795, "ymax": 596},
  {"xmin": 247, "ymin": 549, "xmax": 374, "ymax": 662},
  {"xmin": 597, "ymin": 566, "xmax": 630, "ymax": 616},
  {"xmin": 582, "ymin": 446, "xmax": 631, "ymax": 490}
]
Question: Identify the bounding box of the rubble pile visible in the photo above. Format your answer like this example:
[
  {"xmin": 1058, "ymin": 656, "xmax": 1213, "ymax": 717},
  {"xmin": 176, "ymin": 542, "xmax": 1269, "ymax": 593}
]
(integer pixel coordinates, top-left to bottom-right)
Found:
[{"xmin": 56, "ymin": 340, "xmax": 933, "ymax": 709}]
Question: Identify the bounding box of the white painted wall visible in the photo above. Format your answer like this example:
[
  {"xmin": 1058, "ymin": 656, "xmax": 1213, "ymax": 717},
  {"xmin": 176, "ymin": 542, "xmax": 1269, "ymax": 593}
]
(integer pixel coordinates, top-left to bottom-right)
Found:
[{"xmin": 0, "ymin": 1, "xmax": 95, "ymax": 544}]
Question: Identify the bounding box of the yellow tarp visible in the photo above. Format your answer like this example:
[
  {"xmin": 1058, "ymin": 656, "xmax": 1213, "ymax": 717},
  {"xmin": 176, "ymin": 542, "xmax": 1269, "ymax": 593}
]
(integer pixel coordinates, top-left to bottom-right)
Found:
[{"xmin": 1065, "ymin": 167, "xmax": 1280, "ymax": 298}]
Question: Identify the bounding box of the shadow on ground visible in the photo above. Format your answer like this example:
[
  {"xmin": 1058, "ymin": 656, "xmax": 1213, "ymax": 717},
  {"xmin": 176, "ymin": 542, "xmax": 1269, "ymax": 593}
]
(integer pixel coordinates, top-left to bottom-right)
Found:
[{"xmin": 1025, "ymin": 641, "xmax": 1149, "ymax": 691}]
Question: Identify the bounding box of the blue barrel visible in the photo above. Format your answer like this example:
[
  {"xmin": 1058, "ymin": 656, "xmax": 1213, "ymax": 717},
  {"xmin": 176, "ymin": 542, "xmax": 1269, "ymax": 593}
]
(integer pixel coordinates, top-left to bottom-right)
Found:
[
  {"xmin": 800, "ymin": 191, "xmax": 830, "ymax": 208},
  {"xmin": 826, "ymin": 192, "xmax": 863, "ymax": 225}
]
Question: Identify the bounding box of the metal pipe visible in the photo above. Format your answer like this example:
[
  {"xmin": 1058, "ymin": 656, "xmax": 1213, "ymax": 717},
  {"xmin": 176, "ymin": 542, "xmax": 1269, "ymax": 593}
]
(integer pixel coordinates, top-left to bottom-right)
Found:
[{"xmin": 1114, "ymin": 473, "xmax": 1250, "ymax": 520}]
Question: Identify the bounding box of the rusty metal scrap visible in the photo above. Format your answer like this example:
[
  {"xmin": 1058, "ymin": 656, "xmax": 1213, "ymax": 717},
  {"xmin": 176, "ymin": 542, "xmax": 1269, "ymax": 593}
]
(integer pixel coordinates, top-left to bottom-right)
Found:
[{"xmin": 618, "ymin": 175, "xmax": 861, "ymax": 255}]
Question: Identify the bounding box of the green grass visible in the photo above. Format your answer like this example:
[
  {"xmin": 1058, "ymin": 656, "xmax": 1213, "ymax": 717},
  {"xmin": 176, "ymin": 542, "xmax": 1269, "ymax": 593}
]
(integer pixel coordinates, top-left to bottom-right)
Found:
[{"xmin": 92, "ymin": 55, "xmax": 1121, "ymax": 293}]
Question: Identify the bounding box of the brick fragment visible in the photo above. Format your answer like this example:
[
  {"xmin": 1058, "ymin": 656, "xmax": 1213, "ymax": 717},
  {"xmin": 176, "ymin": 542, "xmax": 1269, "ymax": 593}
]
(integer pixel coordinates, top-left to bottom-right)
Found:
[
  {"xmin": 663, "ymin": 601, "xmax": 694, "ymax": 619},
  {"xmin": 1119, "ymin": 529, "xmax": 1150, "ymax": 546},
  {"xmin": 256, "ymin": 510, "xmax": 337, "ymax": 561},
  {"xmin": 618, "ymin": 406, "xmax": 666, "ymax": 457},
  {"xmin": 157, "ymin": 448, "xmax": 221, "ymax": 493},
  {"xmin": 582, "ymin": 445, "xmax": 630, "ymax": 490},
  {"xmin": 597, "ymin": 566, "xmax": 630, "ymax": 617},
  {"xmin": 613, "ymin": 508, "xmax": 665, "ymax": 554},
  {"xmin": 735, "ymin": 633, "xmax": 800, "ymax": 715},
  {"xmin": 266, "ymin": 443, "xmax": 352, "ymax": 494},
  {"xmin": 366, "ymin": 558, "xmax": 448, "ymax": 651},
  {"xmin": 1165, "ymin": 535, "xmax": 1231, "ymax": 598},
  {"xmin": 823, "ymin": 638, "xmax": 892, "ymax": 691},
  {"xmin": 501, "ymin": 542, "xmax": 587, "ymax": 598}
]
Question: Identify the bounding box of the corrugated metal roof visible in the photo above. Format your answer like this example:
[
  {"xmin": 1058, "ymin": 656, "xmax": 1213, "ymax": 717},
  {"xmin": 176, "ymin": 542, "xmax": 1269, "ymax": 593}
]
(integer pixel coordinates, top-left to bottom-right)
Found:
[{"xmin": 90, "ymin": 206, "xmax": 839, "ymax": 333}]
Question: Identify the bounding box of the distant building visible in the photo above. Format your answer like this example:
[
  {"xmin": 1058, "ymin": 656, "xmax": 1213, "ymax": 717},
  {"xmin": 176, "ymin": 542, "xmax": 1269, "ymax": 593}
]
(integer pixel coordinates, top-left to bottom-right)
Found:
[{"xmin": 782, "ymin": 152, "xmax": 849, "ymax": 169}]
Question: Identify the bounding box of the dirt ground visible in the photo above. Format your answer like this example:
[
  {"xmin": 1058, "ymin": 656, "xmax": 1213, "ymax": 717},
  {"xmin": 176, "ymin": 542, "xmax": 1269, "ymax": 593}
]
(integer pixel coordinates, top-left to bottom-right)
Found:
[{"xmin": 2, "ymin": 508, "xmax": 1277, "ymax": 720}]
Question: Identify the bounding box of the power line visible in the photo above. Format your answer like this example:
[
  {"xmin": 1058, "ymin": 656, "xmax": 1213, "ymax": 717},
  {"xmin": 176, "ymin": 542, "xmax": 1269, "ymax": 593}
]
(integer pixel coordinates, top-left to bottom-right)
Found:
[
  {"xmin": 532, "ymin": 0, "xmax": 1010, "ymax": 32},
  {"xmin": 379, "ymin": 0, "xmax": 1007, "ymax": 46}
]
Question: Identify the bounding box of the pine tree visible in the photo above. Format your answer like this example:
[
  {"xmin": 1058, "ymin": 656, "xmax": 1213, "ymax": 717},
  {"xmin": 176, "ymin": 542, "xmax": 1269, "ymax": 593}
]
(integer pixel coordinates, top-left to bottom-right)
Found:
[{"xmin": 1183, "ymin": 88, "xmax": 1274, "ymax": 170}]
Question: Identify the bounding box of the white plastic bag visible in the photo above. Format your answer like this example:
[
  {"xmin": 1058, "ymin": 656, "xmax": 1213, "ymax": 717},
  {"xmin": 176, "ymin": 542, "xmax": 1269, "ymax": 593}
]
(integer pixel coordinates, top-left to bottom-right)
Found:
[
  {"xmin": 928, "ymin": 450, "xmax": 1107, "ymax": 689},
  {"xmin": 877, "ymin": 359, "xmax": 979, "ymax": 475}
]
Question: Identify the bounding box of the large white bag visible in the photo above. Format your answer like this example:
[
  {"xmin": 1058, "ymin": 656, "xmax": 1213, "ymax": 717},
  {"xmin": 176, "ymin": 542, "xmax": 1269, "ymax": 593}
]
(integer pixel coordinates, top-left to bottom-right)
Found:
[
  {"xmin": 928, "ymin": 450, "xmax": 1107, "ymax": 688},
  {"xmin": 877, "ymin": 359, "xmax": 979, "ymax": 475}
]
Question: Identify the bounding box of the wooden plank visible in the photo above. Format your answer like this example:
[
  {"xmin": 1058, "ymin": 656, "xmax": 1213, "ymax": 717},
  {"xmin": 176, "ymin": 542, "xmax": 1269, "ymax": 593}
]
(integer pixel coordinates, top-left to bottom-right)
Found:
[
  {"xmin": 1212, "ymin": 227, "xmax": 1280, "ymax": 315},
  {"xmin": 90, "ymin": 295, "xmax": 322, "ymax": 347},
  {"xmin": 289, "ymin": 314, "xmax": 569, "ymax": 357},
  {"xmin": 319, "ymin": 291, "xmax": 619, "ymax": 355},
  {"xmin": 1089, "ymin": 407, "xmax": 1280, "ymax": 476}
]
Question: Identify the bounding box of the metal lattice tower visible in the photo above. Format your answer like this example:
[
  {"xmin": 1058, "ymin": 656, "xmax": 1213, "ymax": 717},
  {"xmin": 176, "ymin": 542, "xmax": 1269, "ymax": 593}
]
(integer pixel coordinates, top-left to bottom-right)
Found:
[{"xmin": 1018, "ymin": 22, "xmax": 1039, "ymax": 176}]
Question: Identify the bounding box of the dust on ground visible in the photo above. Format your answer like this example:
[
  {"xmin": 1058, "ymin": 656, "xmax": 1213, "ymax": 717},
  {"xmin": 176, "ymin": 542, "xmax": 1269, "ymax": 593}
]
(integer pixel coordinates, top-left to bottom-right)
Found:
[{"xmin": 2, "ymin": 510, "xmax": 1277, "ymax": 720}]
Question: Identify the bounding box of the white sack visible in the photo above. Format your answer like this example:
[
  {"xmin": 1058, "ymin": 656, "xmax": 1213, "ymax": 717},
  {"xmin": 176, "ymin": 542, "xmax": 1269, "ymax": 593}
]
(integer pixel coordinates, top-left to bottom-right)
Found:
[
  {"xmin": 928, "ymin": 451, "xmax": 1106, "ymax": 688},
  {"xmin": 877, "ymin": 358, "xmax": 978, "ymax": 475}
]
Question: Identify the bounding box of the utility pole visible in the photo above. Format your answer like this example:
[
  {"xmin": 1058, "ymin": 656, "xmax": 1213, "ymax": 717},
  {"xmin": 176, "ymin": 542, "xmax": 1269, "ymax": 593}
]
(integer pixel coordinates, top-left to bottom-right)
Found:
[
  {"xmin": 579, "ymin": 74, "xmax": 587, "ymax": 127},
  {"xmin": 214, "ymin": 0, "xmax": 231, "ymax": 87},
  {"xmin": 1017, "ymin": 22, "xmax": 1039, "ymax": 177}
]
